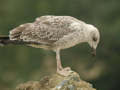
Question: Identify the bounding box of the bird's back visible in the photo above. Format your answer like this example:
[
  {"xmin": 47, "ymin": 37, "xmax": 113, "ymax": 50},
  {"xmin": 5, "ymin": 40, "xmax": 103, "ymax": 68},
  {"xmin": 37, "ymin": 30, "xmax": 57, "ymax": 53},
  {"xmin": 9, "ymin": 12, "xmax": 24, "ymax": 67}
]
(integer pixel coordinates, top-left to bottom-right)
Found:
[{"xmin": 9, "ymin": 15, "xmax": 86, "ymax": 50}]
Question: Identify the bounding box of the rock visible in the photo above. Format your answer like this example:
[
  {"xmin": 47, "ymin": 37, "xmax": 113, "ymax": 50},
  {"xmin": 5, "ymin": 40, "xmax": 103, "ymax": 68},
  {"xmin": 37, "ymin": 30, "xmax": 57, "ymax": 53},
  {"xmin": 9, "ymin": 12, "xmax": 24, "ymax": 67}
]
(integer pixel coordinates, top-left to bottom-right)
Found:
[{"xmin": 16, "ymin": 71, "xmax": 96, "ymax": 90}]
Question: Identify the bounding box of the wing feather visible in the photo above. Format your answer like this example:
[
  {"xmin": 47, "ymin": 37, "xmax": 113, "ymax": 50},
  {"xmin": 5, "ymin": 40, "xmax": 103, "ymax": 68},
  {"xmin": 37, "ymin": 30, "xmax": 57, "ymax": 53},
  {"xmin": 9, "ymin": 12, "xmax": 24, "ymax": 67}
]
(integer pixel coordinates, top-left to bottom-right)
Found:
[{"xmin": 9, "ymin": 16, "xmax": 77, "ymax": 45}]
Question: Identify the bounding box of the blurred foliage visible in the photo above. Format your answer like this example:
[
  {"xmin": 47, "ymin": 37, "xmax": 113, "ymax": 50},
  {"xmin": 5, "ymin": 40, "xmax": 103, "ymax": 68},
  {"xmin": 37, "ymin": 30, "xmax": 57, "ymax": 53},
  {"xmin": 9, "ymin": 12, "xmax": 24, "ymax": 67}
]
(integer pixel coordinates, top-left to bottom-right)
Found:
[{"xmin": 0, "ymin": 0, "xmax": 120, "ymax": 90}]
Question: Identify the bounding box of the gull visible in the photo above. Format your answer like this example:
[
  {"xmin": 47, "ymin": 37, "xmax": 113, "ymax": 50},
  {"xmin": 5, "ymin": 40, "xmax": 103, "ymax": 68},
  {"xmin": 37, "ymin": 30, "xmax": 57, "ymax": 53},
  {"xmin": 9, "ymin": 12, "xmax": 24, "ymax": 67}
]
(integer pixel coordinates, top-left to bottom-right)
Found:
[{"xmin": 0, "ymin": 15, "xmax": 100, "ymax": 76}]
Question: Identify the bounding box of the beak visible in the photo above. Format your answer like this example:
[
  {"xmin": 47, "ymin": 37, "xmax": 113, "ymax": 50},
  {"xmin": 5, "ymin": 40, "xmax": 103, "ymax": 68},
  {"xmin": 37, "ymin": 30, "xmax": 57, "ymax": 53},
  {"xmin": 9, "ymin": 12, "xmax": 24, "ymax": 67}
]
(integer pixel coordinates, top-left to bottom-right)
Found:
[{"xmin": 91, "ymin": 48, "xmax": 96, "ymax": 56}]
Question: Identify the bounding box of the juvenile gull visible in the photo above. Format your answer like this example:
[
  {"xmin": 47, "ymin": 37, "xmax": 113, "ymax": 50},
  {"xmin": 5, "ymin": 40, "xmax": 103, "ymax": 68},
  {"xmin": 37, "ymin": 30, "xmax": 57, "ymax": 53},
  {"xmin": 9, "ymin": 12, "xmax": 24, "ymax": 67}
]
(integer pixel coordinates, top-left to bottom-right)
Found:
[{"xmin": 0, "ymin": 15, "xmax": 100, "ymax": 76}]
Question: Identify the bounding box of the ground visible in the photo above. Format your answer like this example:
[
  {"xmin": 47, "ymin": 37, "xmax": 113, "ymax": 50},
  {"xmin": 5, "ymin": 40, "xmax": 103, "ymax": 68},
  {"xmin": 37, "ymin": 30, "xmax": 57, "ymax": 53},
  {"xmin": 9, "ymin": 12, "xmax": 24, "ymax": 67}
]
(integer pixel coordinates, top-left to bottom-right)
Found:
[{"xmin": 16, "ymin": 71, "xmax": 96, "ymax": 90}]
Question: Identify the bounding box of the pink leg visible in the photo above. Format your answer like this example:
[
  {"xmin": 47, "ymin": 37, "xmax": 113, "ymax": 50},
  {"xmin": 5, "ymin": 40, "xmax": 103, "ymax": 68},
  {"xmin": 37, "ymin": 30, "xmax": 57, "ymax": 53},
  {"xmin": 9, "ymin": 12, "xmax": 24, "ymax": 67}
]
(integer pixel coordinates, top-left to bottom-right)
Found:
[{"xmin": 56, "ymin": 49, "xmax": 71, "ymax": 76}]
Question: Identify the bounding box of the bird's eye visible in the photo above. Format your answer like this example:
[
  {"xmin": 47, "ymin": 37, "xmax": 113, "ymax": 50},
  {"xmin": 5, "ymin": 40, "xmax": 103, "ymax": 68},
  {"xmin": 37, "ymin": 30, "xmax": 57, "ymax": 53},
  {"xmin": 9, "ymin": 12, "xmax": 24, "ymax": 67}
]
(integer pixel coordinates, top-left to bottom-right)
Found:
[{"xmin": 93, "ymin": 37, "xmax": 97, "ymax": 41}]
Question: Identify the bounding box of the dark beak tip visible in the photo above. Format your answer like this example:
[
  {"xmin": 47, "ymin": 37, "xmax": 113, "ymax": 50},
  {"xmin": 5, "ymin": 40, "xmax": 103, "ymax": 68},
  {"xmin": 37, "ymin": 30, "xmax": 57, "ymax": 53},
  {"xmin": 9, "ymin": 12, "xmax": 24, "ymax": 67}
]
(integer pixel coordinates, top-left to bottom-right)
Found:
[
  {"xmin": 92, "ymin": 53, "xmax": 96, "ymax": 57},
  {"xmin": 91, "ymin": 49, "xmax": 96, "ymax": 57}
]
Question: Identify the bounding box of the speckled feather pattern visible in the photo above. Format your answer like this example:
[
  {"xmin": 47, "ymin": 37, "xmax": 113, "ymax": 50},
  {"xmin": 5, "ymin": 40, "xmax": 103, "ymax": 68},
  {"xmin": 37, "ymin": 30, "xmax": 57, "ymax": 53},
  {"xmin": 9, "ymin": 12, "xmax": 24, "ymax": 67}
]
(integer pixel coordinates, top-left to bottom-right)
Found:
[{"xmin": 9, "ymin": 15, "xmax": 99, "ymax": 51}]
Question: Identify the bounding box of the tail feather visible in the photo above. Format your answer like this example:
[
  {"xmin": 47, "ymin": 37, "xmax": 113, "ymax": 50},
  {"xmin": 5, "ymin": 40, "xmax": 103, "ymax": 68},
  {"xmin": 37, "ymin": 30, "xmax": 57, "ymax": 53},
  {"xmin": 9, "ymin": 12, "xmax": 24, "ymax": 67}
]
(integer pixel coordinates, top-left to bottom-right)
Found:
[
  {"xmin": 0, "ymin": 35, "xmax": 9, "ymax": 46},
  {"xmin": 0, "ymin": 35, "xmax": 9, "ymax": 39},
  {"xmin": 0, "ymin": 35, "xmax": 45, "ymax": 46},
  {"xmin": 0, "ymin": 35, "xmax": 50, "ymax": 47}
]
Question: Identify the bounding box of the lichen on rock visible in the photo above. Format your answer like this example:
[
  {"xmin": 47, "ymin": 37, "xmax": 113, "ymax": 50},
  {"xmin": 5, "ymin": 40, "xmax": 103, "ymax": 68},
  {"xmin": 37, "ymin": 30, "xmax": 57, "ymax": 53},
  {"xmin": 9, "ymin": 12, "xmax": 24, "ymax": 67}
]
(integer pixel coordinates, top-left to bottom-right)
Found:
[{"xmin": 16, "ymin": 71, "xmax": 96, "ymax": 90}]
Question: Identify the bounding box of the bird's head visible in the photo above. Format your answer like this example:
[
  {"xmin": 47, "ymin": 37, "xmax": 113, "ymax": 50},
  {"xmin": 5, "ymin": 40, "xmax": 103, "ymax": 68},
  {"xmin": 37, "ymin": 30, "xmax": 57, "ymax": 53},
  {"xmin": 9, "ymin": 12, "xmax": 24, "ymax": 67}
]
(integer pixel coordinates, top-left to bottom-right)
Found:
[{"xmin": 87, "ymin": 24, "xmax": 100, "ymax": 56}]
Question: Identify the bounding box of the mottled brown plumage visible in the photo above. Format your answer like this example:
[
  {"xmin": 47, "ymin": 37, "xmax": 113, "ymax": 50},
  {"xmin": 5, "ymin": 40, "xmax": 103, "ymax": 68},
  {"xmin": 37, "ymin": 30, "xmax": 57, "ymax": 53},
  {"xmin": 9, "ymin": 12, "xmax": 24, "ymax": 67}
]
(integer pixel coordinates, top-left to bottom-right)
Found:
[
  {"xmin": 1, "ymin": 15, "xmax": 100, "ymax": 76},
  {"xmin": 9, "ymin": 16, "xmax": 87, "ymax": 50}
]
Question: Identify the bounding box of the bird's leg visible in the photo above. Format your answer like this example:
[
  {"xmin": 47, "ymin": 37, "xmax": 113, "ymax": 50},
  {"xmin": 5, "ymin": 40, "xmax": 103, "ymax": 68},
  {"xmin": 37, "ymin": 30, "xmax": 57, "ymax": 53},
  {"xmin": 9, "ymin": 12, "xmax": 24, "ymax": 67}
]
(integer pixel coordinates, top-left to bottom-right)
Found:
[
  {"xmin": 56, "ymin": 49, "xmax": 63, "ymax": 70},
  {"xmin": 56, "ymin": 49, "xmax": 71, "ymax": 76}
]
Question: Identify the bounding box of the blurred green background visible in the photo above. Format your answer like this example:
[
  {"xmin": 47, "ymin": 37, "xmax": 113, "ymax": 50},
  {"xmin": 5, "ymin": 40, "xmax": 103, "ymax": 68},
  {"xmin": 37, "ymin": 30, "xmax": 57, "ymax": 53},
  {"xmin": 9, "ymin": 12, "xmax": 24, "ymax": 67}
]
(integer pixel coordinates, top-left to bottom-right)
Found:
[{"xmin": 0, "ymin": 0, "xmax": 120, "ymax": 90}]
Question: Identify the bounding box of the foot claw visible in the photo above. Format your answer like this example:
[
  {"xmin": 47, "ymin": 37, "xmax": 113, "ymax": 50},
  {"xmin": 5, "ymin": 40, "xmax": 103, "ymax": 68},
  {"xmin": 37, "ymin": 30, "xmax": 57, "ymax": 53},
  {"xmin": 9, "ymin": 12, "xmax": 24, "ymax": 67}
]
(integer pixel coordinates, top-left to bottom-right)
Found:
[
  {"xmin": 57, "ymin": 67, "xmax": 72, "ymax": 76},
  {"xmin": 64, "ymin": 67, "xmax": 71, "ymax": 71}
]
